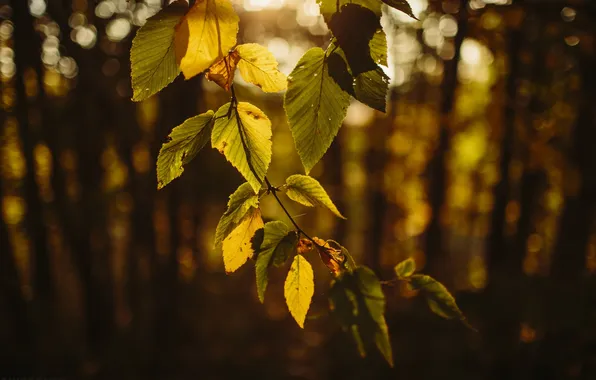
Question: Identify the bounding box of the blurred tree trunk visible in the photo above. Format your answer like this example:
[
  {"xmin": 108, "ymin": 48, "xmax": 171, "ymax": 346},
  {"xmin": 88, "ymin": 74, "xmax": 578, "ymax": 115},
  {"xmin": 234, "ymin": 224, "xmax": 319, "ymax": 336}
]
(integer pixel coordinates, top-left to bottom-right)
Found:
[
  {"xmin": 424, "ymin": 0, "xmax": 468, "ymax": 280},
  {"xmin": 11, "ymin": 0, "xmax": 51, "ymax": 302}
]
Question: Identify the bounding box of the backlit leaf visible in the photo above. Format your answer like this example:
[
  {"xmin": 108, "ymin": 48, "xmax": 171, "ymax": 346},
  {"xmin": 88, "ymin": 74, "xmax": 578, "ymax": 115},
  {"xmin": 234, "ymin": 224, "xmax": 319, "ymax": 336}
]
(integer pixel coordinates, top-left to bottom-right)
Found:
[
  {"xmin": 381, "ymin": 0, "xmax": 419, "ymax": 20},
  {"xmin": 285, "ymin": 174, "xmax": 345, "ymax": 219},
  {"xmin": 212, "ymin": 102, "xmax": 272, "ymax": 193},
  {"xmin": 370, "ymin": 29, "xmax": 388, "ymax": 67},
  {"xmin": 205, "ymin": 51, "xmax": 240, "ymax": 91},
  {"xmin": 284, "ymin": 48, "xmax": 351, "ymax": 173},
  {"xmin": 255, "ymin": 221, "xmax": 299, "ymax": 302},
  {"xmin": 130, "ymin": 0, "xmax": 187, "ymax": 101},
  {"xmin": 394, "ymin": 257, "xmax": 416, "ymax": 278},
  {"xmin": 354, "ymin": 67, "xmax": 389, "ymax": 112},
  {"xmin": 222, "ymin": 208, "xmax": 264, "ymax": 273},
  {"xmin": 284, "ymin": 254, "xmax": 314, "ymax": 328},
  {"xmin": 236, "ymin": 43, "xmax": 287, "ymax": 93},
  {"xmin": 408, "ymin": 274, "xmax": 472, "ymax": 329},
  {"xmin": 214, "ymin": 182, "xmax": 260, "ymax": 249},
  {"xmin": 156, "ymin": 110, "xmax": 214, "ymax": 189},
  {"xmin": 174, "ymin": 0, "xmax": 239, "ymax": 80}
]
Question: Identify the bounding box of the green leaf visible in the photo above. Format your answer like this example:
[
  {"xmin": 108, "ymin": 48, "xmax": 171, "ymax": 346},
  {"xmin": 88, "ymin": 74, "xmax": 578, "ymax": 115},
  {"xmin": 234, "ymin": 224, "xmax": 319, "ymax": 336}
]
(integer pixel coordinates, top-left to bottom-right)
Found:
[
  {"xmin": 284, "ymin": 174, "xmax": 345, "ymax": 219},
  {"xmin": 284, "ymin": 48, "xmax": 351, "ymax": 174},
  {"xmin": 409, "ymin": 274, "xmax": 472, "ymax": 329},
  {"xmin": 156, "ymin": 111, "xmax": 215, "ymax": 189},
  {"xmin": 328, "ymin": 267, "xmax": 393, "ymax": 366},
  {"xmin": 354, "ymin": 67, "xmax": 389, "ymax": 112},
  {"xmin": 370, "ymin": 29, "xmax": 388, "ymax": 67},
  {"xmin": 214, "ymin": 182, "xmax": 260, "ymax": 249},
  {"xmin": 255, "ymin": 221, "xmax": 299, "ymax": 303},
  {"xmin": 354, "ymin": 267, "xmax": 393, "ymax": 367},
  {"xmin": 212, "ymin": 102, "xmax": 272, "ymax": 193},
  {"xmin": 381, "ymin": 0, "xmax": 419, "ymax": 20},
  {"xmin": 284, "ymin": 254, "xmax": 315, "ymax": 328},
  {"xmin": 130, "ymin": 0, "xmax": 187, "ymax": 102},
  {"xmin": 394, "ymin": 257, "xmax": 416, "ymax": 278}
]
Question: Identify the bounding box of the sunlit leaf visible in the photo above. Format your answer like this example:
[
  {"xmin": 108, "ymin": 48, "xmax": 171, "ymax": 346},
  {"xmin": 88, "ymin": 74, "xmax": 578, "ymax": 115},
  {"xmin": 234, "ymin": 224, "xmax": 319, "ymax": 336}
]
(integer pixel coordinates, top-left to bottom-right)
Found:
[
  {"xmin": 214, "ymin": 182, "xmax": 260, "ymax": 249},
  {"xmin": 156, "ymin": 110, "xmax": 214, "ymax": 189},
  {"xmin": 284, "ymin": 174, "xmax": 345, "ymax": 219},
  {"xmin": 174, "ymin": 0, "xmax": 239, "ymax": 79},
  {"xmin": 394, "ymin": 257, "xmax": 416, "ymax": 278},
  {"xmin": 205, "ymin": 51, "xmax": 240, "ymax": 91},
  {"xmin": 284, "ymin": 48, "xmax": 351, "ymax": 173},
  {"xmin": 408, "ymin": 274, "xmax": 473, "ymax": 329},
  {"xmin": 381, "ymin": 0, "xmax": 419, "ymax": 20},
  {"xmin": 222, "ymin": 208, "xmax": 264, "ymax": 273},
  {"xmin": 212, "ymin": 102, "xmax": 272, "ymax": 193},
  {"xmin": 255, "ymin": 221, "xmax": 299, "ymax": 303},
  {"xmin": 354, "ymin": 67, "xmax": 389, "ymax": 112},
  {"xmin": 369, "ymin": 29, "xmax": 387, "ymax": 67},
  {"xmin": 130, "ymin": 0, "xmax": 187, "ymax": 101},
  {"xmin": 236, "ymin": 43, "xmax": 287, "ymax": 93},
  {"xmin": 284, "ymin": 254, "xmax": 315, "ymax": 328},
  {"xmin": 328, "ymin": 267, "xmax": 393, "ymax": 366}
]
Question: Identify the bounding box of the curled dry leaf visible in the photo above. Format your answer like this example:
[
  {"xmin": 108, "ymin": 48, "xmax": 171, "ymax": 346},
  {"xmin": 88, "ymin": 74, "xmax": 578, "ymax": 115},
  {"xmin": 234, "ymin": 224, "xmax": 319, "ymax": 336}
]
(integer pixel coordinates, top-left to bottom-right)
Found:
[
  {"xmin": 297, "ymin": 238, "xmax": 313, "ymax": 255},
  {"xmin": 313, "ymin": 237, "xmax": 345, "ymax": 276},
  {"xmin": 205, "ymin": 51, "xmax": 241, "ymax": 91}
]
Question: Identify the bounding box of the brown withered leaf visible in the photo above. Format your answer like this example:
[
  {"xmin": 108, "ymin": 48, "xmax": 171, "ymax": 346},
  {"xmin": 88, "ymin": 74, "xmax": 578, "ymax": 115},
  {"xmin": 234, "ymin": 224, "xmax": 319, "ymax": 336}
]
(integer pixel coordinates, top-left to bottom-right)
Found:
[
  {"xmin": 313, "ymin": 237, "xmax": 345, "ymax": 276},
  {"xmin": 297, "ymin": 238, "xmax": 313, "ymax": 255},
  {"xmin": 205, "ymin": 51, "xmax": 241, "ymax": 91}
]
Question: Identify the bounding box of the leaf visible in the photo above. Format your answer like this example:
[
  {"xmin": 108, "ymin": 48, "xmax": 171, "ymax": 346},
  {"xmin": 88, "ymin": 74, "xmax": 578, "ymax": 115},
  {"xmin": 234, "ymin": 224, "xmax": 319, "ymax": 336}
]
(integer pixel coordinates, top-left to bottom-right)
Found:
[
  {"xmin": 394, "ymin": 257, "xmax": 416, "ymax": 278},
  {"xmin": 328, "ymin": 4, "xmax": 380, "ymax": 76},
  {"xmin": 212, "ymin": 102, "xmax": 272, "ymax": 193},
  {"xmin": 408, "ymin": 274, "xmax": 473, "ymax": 329},
  {"xmin": 255, "ymin": 221, "xmax": 299, "ymax": 302},
  {"xmin": 284, "ymin": 48, "xmax": 351, "ymax": 174},
  {"xmin": 130, "ymin": 0, "xmax": 187, "ymax": 101},
  {"xmin": 222, "ymin": 208, "xmax": 264, "ymax": 273},
  {"xmin": 174, "ymin": 0, "xmax": 239, "ymax": 80},
  {"xmin": 214, "ymin": 182, "xmax": 260, "ymax": 249},
  {"xmin": 284, "ymin": 254, "xmax": 315, "ymax": 328},
  {"xmin": 205, "ymin": 51, "xmax": 241, "ymax": 91},
  {"xmin": 313, "ymin": 237, "xmax": 344, "ymax": 275},
  {"xmin": 354, "ymin": 267, "xmax": 393, "ymax": 367},
  {"xmin": 156, "ymin": 111, "xmax": 214, "ymax": 189},
  {"xmin": 236, "ymin": 43, "xmax": 287, "ymax": 93},
  {"xmin": 284, "ymin": 174, "xmax": 345, "ymax": 219},
  {"xmin": 381, "ymin": 0, "xmax": 419, "ymax": 20},
  {"xmin": 354, "ymin": 67, "xmax": 389, "ymax": 112},
  {"xmin": 328, "ymin": 267, "xmax": 393, "ymax": 366},
  {"xmin": 370, "ymin": 29, "xmax": 388, "ymax": 67}
]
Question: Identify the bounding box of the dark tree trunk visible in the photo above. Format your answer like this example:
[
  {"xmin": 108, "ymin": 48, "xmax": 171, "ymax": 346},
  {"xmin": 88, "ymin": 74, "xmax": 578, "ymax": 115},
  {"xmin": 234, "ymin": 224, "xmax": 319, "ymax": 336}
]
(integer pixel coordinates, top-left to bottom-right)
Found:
[{"xmin": 424, "ymin": 0, "xmax": 468, "ymax": 279}]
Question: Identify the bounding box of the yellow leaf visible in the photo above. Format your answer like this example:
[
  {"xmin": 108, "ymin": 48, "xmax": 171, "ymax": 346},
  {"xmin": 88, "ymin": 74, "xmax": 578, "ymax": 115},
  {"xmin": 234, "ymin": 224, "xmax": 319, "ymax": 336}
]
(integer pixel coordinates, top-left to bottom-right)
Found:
[
  {"xmin": 236, "ymin": 43, "xmax": 287, "ymax": 92},
  {"xmin": 284, "ymin": 254, "xmax": 314, "ymax": 328},
  {"xmin": 205, "ymin": 51, "xmax": 240, "ymax": 91},
  {"xmin": 175, "ymin": 0, "xmax": 239, "ymax": 80},
  {"xmin": 222, "ymin": 208, "xmax": 264, "ymax": 273}
]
